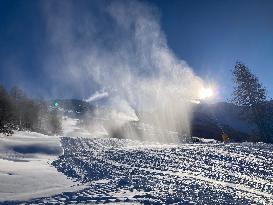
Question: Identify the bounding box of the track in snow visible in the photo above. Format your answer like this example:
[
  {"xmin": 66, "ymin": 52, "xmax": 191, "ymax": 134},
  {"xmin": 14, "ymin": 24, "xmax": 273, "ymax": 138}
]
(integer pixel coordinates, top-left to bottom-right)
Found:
[{"xmin": 19, "ymin": 137, "xmax": 273, "ymax": 204}]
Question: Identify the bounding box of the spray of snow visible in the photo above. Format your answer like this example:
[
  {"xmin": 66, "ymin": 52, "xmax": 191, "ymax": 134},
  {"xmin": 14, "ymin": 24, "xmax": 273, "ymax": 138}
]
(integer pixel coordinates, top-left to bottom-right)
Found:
[
  {"xmin": 43, "ymin": 0, "xmax": 206, "ymax": 143},
  {"xmin": 84, "ymin": 91, "xmax": 109, "ymax": 102}
]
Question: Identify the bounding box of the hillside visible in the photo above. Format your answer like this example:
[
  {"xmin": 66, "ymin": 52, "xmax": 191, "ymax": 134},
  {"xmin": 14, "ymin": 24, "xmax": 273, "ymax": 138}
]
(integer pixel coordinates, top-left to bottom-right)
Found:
[
  {"xmin": 53, "ymin": 99, "xmax": 259, "ymax": 142},
  {"xmin": 191, "ymin": 102, "xmax": 256, "ymax": 142}
]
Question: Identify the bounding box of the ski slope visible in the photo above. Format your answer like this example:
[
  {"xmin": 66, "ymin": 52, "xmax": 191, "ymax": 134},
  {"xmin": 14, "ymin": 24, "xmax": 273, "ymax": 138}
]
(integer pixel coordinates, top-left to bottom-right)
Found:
[{"xmin": 21, "ymin": 137, "xmax": 273, "ymax": 205}]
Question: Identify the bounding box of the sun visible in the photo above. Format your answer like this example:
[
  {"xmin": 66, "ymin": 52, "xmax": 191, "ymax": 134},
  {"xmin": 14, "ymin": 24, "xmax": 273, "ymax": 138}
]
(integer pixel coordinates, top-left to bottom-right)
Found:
[{"xmin": 199, "ymin": 87, "xmax": 214, "ymax": 99}]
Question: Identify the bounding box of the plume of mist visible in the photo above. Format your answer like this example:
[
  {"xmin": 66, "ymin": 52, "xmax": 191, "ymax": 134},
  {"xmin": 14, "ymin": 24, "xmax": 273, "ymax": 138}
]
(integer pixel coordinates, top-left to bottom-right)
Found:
[
  {"xmin": 85, "ymin": 91, "xmax": 109, "ymax": 102},
  {"xmin": 43, "ymin": 0, "xmax": 205, "ymax": 143}
]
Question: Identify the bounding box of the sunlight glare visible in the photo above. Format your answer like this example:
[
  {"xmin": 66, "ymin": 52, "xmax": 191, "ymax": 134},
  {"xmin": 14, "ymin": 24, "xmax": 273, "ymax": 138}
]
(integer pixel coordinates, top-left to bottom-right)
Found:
[{"xmin": 199, "ymin": 87, "xmax": 214, "ymax": 99}]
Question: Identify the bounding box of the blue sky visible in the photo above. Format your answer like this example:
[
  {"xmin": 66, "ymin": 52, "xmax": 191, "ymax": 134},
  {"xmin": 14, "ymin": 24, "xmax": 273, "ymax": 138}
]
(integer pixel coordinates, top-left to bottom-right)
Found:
[
  {"xmin": 152, "ymin": 0, "xmax": 273, "ymax": 100},
  {"xmin": 0, "ymin": 0, "xmax": 273, "ymax": 101}
]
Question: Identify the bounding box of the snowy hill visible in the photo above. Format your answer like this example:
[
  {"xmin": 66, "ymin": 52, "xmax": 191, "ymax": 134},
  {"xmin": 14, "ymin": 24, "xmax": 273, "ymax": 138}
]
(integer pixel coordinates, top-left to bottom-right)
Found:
[
  {"xmin": 1, "ymin": 117, "xmax": 272, "ymax": 204},
  {"xmin": 19, "ymin": 137, "xmax": 273, "ymax": 204},
  {"xmin": 191, "ymin": 102, "xmax": 256, "ymax": 142},
  {"xmin": 50, "ymin": 99, "xmax": 95, "ymax": 117}
]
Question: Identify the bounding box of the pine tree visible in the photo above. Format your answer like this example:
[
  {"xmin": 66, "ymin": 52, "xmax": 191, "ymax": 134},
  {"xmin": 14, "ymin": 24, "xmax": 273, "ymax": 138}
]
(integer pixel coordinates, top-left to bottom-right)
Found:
[
  {"xmin": 232, "ymin": 62, "xmax": 273, "ymax": 143},
  {"xmin": 9, "ymin": 86, "xmax": 26, "ymax": 129},
  {"xmin": 0, "ymin": 86, "xmax": 13, "ymax": 135}
]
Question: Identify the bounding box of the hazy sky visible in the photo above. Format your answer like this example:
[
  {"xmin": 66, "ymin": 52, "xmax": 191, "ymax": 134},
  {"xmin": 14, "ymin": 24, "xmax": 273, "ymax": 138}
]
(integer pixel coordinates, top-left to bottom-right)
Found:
[{"xmin": 0, "ymin": 0, "xmax": 273, "ymax": 101}]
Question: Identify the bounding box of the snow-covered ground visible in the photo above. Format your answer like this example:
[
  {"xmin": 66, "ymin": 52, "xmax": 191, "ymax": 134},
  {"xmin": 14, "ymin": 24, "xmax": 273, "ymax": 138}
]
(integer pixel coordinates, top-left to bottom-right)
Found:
[
  {"xmin": 62, "ymin": 117, "xmax": 107, "ymax": 138},
  {"xmin": 24, "ymin": 137, "xmax": 273, "ymax": 204},
  {"xmin": 0, "ymin": 131, "xmax": 84, "ymax": 202},
  {"xmin": 1, "ymin": 118, "xmax": 273, "ymax": 204}
]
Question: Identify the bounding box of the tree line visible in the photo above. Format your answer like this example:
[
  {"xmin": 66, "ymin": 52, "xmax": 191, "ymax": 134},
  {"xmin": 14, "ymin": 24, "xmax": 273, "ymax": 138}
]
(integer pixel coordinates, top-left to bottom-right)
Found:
[
  {"xmin": 0, "ymin": 86, "xmax": 62, "ymax": 135},
  {"xmin": 1, "ymin": 62, "xmax": 272, "ymax": 143}
]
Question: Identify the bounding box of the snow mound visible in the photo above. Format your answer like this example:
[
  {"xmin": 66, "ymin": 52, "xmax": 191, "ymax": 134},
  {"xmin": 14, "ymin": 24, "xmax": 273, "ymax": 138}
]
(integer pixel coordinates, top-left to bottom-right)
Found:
[
  {"xmin": 0, "ymin": 131, "xmax": 62, "ymax": 161},
  {"xmin": 0, "ymin": 131, "xmax": 83, "ymax": 202}
]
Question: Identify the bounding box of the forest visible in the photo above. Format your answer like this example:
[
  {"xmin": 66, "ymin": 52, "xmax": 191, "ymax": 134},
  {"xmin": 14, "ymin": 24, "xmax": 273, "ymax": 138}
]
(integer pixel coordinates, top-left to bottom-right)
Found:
[{"xmin": 0, "ymin": 86, "xmax": 62, "ymax": 135}]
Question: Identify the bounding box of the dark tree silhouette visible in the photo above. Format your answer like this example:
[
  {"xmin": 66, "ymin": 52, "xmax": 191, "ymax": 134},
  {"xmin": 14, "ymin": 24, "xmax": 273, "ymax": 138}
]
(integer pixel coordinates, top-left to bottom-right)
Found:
[
  {"xmin": 0, "ymin": 85, "xmax": 62, "ymax": 135},
  {"xmin": 0, "ymin": 86, "xmax": 14, "ymax": 135},
  {"xmin": 232, "ymin": 62, "xmax": 273, "ymax": 143}
]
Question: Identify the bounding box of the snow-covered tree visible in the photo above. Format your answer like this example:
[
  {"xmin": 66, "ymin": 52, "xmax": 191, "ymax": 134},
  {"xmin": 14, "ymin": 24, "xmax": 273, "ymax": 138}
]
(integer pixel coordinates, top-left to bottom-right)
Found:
[{"xmin": 232, "ymin": 62, "xmax": 273, "ymax": 143}]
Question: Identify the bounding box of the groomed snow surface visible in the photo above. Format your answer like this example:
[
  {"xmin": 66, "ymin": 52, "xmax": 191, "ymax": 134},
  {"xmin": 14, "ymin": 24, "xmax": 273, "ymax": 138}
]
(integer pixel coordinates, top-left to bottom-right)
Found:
[{"xmin": 0, "ymin": 118, "xmax": 273, "ymax": 204}]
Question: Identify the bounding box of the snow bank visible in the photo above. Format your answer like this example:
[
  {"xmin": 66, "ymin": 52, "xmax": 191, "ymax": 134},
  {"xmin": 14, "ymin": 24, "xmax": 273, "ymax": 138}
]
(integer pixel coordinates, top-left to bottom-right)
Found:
[
  {"xmin": 0, "ymin": 131, "xmax": 62, "ymax": 158},
  {"xmin": 0, "ymin": 131, "xmax": 82, "ymax": 202}
]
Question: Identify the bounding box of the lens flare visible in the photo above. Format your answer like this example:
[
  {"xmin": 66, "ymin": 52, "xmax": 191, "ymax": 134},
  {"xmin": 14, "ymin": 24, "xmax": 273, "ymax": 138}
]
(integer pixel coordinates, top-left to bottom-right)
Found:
[{"xmin": 199, "ymin": 87, "xmax": 214, "ymax": 99}]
